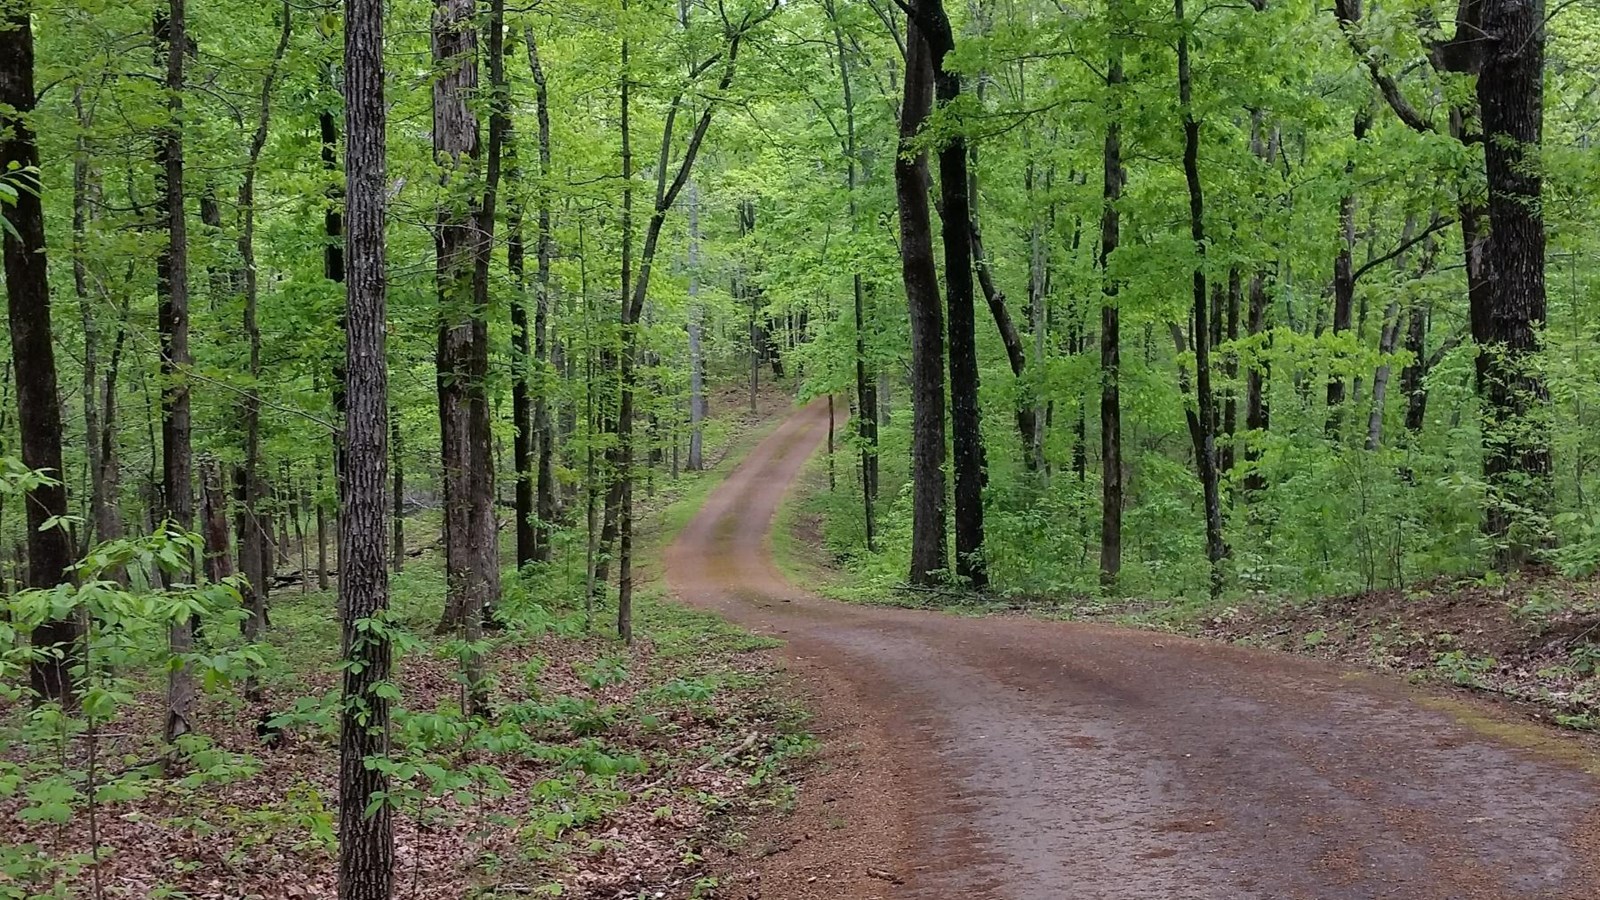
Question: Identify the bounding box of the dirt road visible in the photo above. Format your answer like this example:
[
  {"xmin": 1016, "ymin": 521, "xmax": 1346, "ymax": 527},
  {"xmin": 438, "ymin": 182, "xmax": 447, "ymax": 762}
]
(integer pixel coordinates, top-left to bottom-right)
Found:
[{"xmin": 666, "ymin": 399, "xmax": 1600, "ymax": 900}]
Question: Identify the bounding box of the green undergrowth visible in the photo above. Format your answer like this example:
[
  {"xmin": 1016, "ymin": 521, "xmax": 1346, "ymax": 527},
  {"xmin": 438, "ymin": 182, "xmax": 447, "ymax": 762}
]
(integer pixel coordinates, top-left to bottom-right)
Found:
[{"xmin": 0, "ymin": 386, "xmax": 810, "ymax": 900}]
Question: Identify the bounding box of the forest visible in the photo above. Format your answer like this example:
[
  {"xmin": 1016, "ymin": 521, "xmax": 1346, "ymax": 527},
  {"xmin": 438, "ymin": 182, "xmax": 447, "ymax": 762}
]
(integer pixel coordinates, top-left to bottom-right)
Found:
[{"xmin": 3, "ymin": 0, "xmax": 1599, "ymax": 893}]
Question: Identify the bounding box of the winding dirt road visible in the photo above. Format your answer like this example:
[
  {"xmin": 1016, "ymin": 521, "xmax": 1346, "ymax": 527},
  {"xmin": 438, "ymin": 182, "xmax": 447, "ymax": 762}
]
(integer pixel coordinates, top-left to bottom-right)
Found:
[{"xmin": 666, "ymin": 399, "xmax": 1600, "ymax": 899}]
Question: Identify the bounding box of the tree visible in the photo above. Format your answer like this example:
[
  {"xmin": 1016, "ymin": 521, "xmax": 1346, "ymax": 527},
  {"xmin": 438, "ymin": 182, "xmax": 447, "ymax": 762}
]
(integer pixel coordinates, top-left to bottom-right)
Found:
[
  {"xmin": 1098, "ymin": 0, "xmax": 1127, "ymax": 587},
  {"xmin": 1477, "ymin": 0, "xmax": 1551, "ymax": 564},
  {"xmin": 337, "ymin": 0, "xmax": 394, "ymax": 892},
  {"xmin": 1174, "ymin": 0, "xmax": 1227, "ymax": 596},
  {"xmin": 897, "ymin": 21, "xmax": 948, "ymax": 587},
  {"xmin": 155, "ymin": 0, "xmax": 196, "ymax": 748},
  {"xmin": 433, "ymin": 0, "xmax": 500, "ymax": 655},
  {"xmin": 909, "ymin": 0, "xmax": 987, "ymax": 590},
  {"xmin": 2, "ymin": 0, "xmax": 81, "ymax": 705}
]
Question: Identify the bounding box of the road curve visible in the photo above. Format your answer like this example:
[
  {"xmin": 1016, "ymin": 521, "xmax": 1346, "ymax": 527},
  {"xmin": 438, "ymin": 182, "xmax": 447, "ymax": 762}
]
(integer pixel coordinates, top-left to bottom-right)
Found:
[{"xmin": 666, "ymin": 398, "xmax": 1600, "ymax": 900}]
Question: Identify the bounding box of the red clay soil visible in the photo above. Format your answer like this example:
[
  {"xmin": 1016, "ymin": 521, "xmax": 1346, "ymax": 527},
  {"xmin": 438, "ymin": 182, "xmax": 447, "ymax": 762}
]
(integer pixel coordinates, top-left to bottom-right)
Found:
[{"xmin": 665, "ymin": 399, "xmax": 1600, "ymax": 900}]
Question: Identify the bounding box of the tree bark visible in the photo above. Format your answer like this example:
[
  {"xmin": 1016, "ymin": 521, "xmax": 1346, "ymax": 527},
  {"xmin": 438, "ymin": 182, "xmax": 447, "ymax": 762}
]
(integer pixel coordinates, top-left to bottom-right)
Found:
[
  {"xmin": 432, "ymin": 0, "xmax": 498, "ymax": 663},
  {"xmin": 155, "ymin": 0, "xmax": 197, "ymax": 748},
  {"xmin": 2, "ymin": 1, "xmax": 82, "ymax": 705},
  {"xmin": 829, "ymin": 8, "xmax": 878, "ymax": 550},
  {"xmin": 912, "ymin": 0, "xmax": 986, "ymax": 590},
  {"xmin": 391, "ymin": 409, "xmax": 405, "ymax": 571},
  {"xmin": 1326, "ymin": 109, "xmax": 1371, "ymax": 434},
  {"xmin": 201, "ymin": 458, "xmax": 234, "ymax": 583},
  {"xmin": 338, "ymin": 0, "xmax": 395, "ymax": 890},
  {"xmin": 1175, "ymin": 0, "xmax": 1227, "ymax": 596},
  {"xmin": 508, "ymin": 79, "xmax": 535, "ymax": 570},
  {"xmin": 527, "ymin": 28, "xmax": 557, "ymax": 565},
  {"xmin": 897, "ymin": 24, "xmax": 948, "ymax": 586},
  {"xmin": 1477, "ymin": 0, "xmax": 1551, "ymax": 565},
  {"xmin": 687, "ymin": 180, "xmax": 707, "ymax": 471},
  {"xmin": 1098, "ymin": 5, "xmax": 1126, "ymax": 588}
]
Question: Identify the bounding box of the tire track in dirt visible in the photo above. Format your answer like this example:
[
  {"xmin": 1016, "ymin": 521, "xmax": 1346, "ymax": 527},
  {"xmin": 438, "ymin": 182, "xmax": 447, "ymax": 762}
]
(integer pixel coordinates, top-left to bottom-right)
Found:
[{"xmin": 667, "ymin": 398, "xmax": 1600, "ymax": 900}]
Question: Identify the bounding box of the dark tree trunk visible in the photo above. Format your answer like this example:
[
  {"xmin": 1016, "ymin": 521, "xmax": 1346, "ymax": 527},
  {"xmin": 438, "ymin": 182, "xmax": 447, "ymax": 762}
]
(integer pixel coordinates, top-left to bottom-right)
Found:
[
  {"xmin": 433, "ymin": 0, "xmax": 498, "ymax": 661},
  {"xmin": 1175, "ymin": 0, "xmax": 1227, "ymax": 596},
  {"xmin": 316, "ymin": 466, "xmax": 330, "ymax": 590},
  {"xmin": 527, "ymin": 28, "xmax": 557, "ymax": 565},
  {"xmin": 233, "ymin": 4, "xmax": 291, "ymax": 641},
  {"xmin": 970, "ymin": 215, "xmax": 1037, "ymax": 467},
  {"xmin": 1477, "ymin": 0, "xmax": 1550, "ymax": 565},
  {"xmin": 1098, "ymin": 13, "xmax": 1125, "ymax": 588},
  {"xmin": 829, "ymin": 5, "xmax": 877, "ymax": 549},
  {"xmin": 337, "ymin": 0, "xmax": 394, "ymax": 891},
  {"xmin": 1326, "ymin": 110, "xmax": 1371, "ymax": 434},
  {"xmin": 391, "ymin": 409, "xmax": 405, "ymax": 571},
  {"xmin": 897, "ymin": 24, "xmax": 948, "ymax": 586},
  {"xmin": 614, "ymin": 10, "xmax": 635, "ymax": 642},
  {"xmin": 1243, "ymin": 272, "xmax": 1272, "ymax": 496},
  {"xmin": 508, "ymin": 101, "xmax": 535, "ymax": 569},
  {"xmin": 2, "ymin": 3, "xmax": 82, "ymax": 705},
  {"xmin": 201, "ymin": 458, "xmax": 234, "ymax": 583},
  {"xmin": 1221, "ymin": 267, "xmax": 1241, "ymax": 475},
  {"xmin": 1400, "ymin": 300, "xmax": 1431, "ymax": 435},
  {"xmin": 156, "ymin": 0, "xmax": 197, "ymax": 747},
  {"xmin": 915, "ymin": 0, "xmax": 986, "ymax": 590}
]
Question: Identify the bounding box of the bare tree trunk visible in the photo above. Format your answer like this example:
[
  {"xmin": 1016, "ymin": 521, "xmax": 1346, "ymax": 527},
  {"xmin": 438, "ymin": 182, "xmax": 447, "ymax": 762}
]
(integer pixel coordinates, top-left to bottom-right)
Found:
[
  {"xmin": 156, "ymin": 0, "xmax": 197, "ymax": 748},
  {"xmin": 897, "ymin": 23, "xmax": 948, "ymax": 586},
  {"xmin": 337, "ymin": 0, "xmax": 394, "ymax": 887},
  {"xmin": 72, "ymin": 87, "xmax": 109, "ymax": 551},
  {"xmin": 1326, "ymin": 110, "xmax": 1371, "ymax": 435},
  {"xmin": 314, "ymin": 466, "xmax": 329, "ymax": 589},
  {"xmin": 1175, "ymin": 0, "xmax": 1227, "ymax": 597},
  {"xmin": 1098, "ymin": 9, "xmax": 1125, "ymax": 588},
  {"xmin": 829, "ymin": 8, "xmax": 877, "ymax": 548},
  {"xmin": 920, "ymin": 0, "xmax": 987, "ymax": 589},
  {"xmin": 2, "ymin": 3, "xmax": 82, "ymax": 704},
  {"xmin": 528, "ymin": 28, "xmax": 557, "ymax": 566},
  {"xmin": 1477, "ymin": 0, "xmax": 1550, "ymax": 565},
  {"xmin": 687, "ymin": 180, "xmax": 706, "ymax": 471},
  {"xmin": 201, "ymin": 458, "xmax": 234, "ymax": 583},
  {"xmin": 391, "ymin": 410, "xmax": 404, "ymax": 571},
  {"xmin": 432, "ymin": 0, "xmax": 498, "ymax": 671}
]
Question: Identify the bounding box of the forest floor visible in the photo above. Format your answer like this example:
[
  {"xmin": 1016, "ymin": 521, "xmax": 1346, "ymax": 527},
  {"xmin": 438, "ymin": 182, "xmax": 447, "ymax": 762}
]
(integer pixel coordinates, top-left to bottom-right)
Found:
[
  {"xmin": 676, "ymin": 399, "xmax": 1600, "ymax": 899},
  {"xmin": 0, "ymin": 378, "xmax": 806, "ymax": 900}
]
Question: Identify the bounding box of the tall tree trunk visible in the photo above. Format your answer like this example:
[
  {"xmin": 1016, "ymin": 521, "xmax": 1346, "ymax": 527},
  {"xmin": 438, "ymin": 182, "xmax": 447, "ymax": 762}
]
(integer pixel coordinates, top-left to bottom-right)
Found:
[
  {"xmin": 528, "ymin": 28, "xmax": 557, "ymax": 565},
  {"xmin": 1326, "ymin": 110, "xmax": 1371, "ymax": 434},
  {"xmin": 316, "ymin": 466, "xmax": 330, "ymax": 589},
  {"xmin": 2, "ymin": 2, "xmax": 82, "ymax": 704},
  {"xmin": 72, "ymin": 87, "xmax": 108, "ymax": 550},
  {"xmin": 826, "ymin": 11, "xmax": 877, "ymax": 542},
  {"xmin": 614, "ymin": 6, "xmax": 636, "ymax": 643},
  {"xmin": 1175, "ymin": 0, "xmax": 1227, "ymax": 596},
  {"xmin": 915, "ymin": 0, "xmax": 986, "ymax": 589},
  {"xmin": 1477, "ymin": 0, "xmax": 1550, "ymax": 566},
  {"xmin": 238, "ymin": 0, "xmax": 291, "ymax": 640},
  {"xmin": 337, "ymin": 0, "xmax": 394, "ymax": 889},
  {"xmin": 1098, "ymin": 6, "xmax": 1125, "ymax": 587},
  {"xmin": 508, "ymin": 96, "xmax": 535, "ymax": 569},
  {"xmin": 1365, "ymin": 216, "xmax": 1424, "ymax": 450},
  {"xmin": 1221, "ymin": 267, "xmax": 1240, "ymax": 475},
  {"xmin": 687, "ymin": 180, "xmax": 707, "ymax": 471},
  {"xmin": 897, "ymin": 23, "xmax": 948, "ymax": 586},
  {"xmin": 156, "ymin": 0, "xmax": 197, "ymax": 748},
  {"xmin": 970, "ymin": 180, "xmax": 1037, "ymax": 468},
  {"xmin": 613, "ymin": 6, "xmax": 768, "ymax": 633},
  {"xmin": 200, "ymin": 458, "xmax": 234, "ymax": 583},
  {"xmin": 391, "ymin": 409, "xmax": 405, "ymax": 571},
  {"xmin": 432, "ymin": 0, "xmax": 498, "ymax": 672}
]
